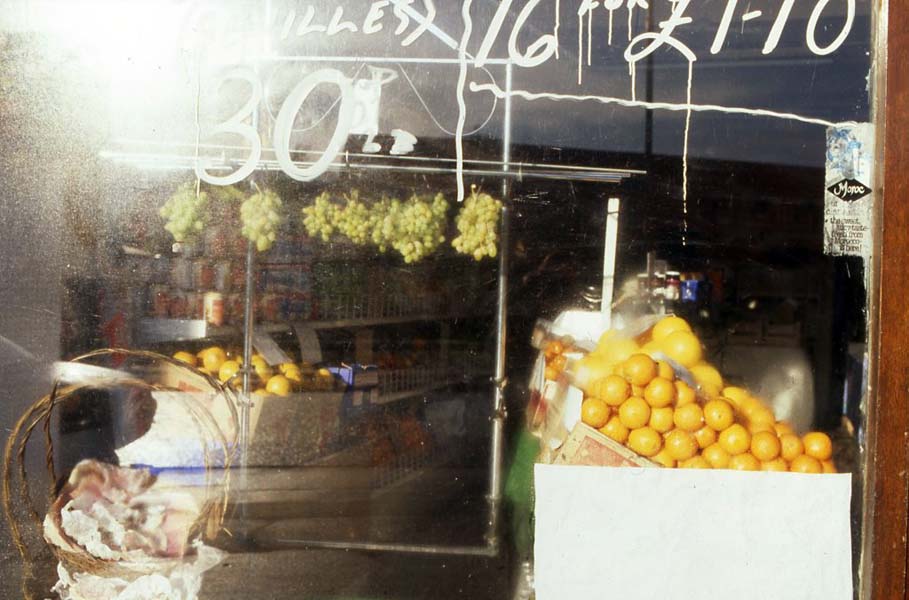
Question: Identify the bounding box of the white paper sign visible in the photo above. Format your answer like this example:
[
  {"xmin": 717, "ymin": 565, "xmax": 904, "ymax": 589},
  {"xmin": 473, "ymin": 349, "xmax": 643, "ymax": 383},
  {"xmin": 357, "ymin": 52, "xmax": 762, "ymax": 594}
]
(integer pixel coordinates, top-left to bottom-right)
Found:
[{"xmin": 534, "ymin": 465, "xmax": 852, "ymax": 600}]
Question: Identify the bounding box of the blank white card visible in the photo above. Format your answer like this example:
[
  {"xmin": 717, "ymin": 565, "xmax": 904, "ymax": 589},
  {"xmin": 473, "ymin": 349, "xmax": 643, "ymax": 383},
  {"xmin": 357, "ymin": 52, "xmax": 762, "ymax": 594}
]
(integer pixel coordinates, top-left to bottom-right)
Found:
[{"xmin": 534, "ymin": 465, "xmax": 853, "ymax": 600}]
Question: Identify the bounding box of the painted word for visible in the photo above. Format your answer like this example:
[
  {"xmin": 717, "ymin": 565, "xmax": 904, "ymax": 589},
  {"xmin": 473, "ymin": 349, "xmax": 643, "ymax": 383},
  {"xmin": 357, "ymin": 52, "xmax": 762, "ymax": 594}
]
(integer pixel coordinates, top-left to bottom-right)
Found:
[{"xmin": 195, "ymin": 66, "xmax": 416, "ymax": 186}]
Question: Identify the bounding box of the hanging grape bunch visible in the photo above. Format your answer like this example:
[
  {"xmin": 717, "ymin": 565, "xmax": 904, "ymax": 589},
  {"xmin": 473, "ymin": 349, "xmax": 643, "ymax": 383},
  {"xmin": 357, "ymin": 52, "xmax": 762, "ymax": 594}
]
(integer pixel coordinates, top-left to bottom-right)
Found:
[
  {"xmin": 452, "ymin": 186, "xmax": 503, "ymax": 261},
  {"xmin": 241, "ymin": 188, "xmax": 284, "ymax": 252},
  {"xmin": 391, "ymin": 193, "xmax": 449, "ymax": 264},
  {"xmin": 369, "ymin": 197, "xmax": 401, "ymax": 253},
  {"xmin": 302, "ymin": 191, "xmax": 340, "ymax": 242},
  {"xmin": 159, "ymin": 183, "xmax": 211, "ymax": 243},
  {"xmin": 335, "ymin": 190, "xmax": 372, "ymax": 246}
]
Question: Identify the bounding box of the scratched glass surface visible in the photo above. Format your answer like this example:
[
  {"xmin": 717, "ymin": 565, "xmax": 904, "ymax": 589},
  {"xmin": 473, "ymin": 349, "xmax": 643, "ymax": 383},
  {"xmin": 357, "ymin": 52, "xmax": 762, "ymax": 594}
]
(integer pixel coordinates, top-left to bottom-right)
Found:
[{"xmin": 0, "ymin": 1, "xmax": 874, "ymax": 599}]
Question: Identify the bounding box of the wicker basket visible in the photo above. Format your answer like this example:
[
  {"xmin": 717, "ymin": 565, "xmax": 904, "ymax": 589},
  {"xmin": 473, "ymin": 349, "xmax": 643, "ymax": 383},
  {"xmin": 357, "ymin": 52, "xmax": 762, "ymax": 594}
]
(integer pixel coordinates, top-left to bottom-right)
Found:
[{"xmin": 2, "ymin": 348, "xmax": 240, "ymax": 597}]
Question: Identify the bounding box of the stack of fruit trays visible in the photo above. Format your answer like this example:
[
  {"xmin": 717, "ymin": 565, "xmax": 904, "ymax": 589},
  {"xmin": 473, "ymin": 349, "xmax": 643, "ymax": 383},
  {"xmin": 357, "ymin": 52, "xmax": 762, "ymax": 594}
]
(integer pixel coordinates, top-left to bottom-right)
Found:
[{"xmin": 540, "ymin": 316, "xmax": 836, "ymax": 473}]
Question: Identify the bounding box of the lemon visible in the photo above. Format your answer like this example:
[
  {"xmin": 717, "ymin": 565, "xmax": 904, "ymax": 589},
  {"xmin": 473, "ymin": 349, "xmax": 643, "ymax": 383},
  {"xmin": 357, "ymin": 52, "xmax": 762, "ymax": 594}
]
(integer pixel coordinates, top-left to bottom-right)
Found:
[
  {"xmin": 173, "ymin": 351, "xmax": 197, "ymax": 367},
  {"xmin": 266, "ymin": 374, "xmax": 292, "ymax": 397},
  {"xmin": 198, "ymin": 347, "xmax": 227, "ymax": 373},
  {"xmin": 218, "ymin": 359, "xmax": 241, "ymax": 383},
  {"xmin": 252, "ymin": 356, "xmax": 275, "ymax": 381}
]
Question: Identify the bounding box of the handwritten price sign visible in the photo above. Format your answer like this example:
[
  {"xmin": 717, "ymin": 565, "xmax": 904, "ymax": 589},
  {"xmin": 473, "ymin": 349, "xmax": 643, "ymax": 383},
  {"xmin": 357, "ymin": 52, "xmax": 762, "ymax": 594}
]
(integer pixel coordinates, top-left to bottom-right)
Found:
[{"xmin": 194, "ymin": 0, "xmax": 859, "ymax": 188}]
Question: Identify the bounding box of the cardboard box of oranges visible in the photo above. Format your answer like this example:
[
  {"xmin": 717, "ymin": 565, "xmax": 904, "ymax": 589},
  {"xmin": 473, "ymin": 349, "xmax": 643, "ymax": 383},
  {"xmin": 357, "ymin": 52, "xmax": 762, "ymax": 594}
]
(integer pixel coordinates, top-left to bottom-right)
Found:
[{"xmin": 542, "ymin": 315, "xmax": 837, "ymax": 473}]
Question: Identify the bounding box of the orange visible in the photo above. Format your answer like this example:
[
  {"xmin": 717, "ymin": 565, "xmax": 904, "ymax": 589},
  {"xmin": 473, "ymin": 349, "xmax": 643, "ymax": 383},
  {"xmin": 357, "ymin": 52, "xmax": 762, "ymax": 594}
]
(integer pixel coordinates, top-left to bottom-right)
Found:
[
  {"xmin": 641, "ymin": 340, "xmax": 662, "ymax": 357},
  {"xmin": 718, "ymin": 424, "xmax": 751, "ymax": 456},
  {"xmin": 596, "ymin": 328, "xmax": 617, "ymax": 348},
  {"xmin": 544, "ymin": 339, "xmax": 565, "ymax": 357},
  {"xmin": 693, "ymin": 426, "xmax": 717, "ymax": 449},
  {"xmin": 664, "ymin": 429, "xmax": 698, "ymax": 461},
  {"xmin": 774, "ymin": 421, "xmax": 795, "ymax": 436},
  {"xmin": 648, "ymin": 407, "xmax": 675, "ymax": 433},
  {"xmin": 594, "ymin": 337, "xmax": 640, "ymax": 367},
  {"xmin": 699, "ymin": 383, "xmax": 721, "ymax": 400},
  {"xmin": 644, "ymin": 377, "xmax": 676, "ymax": 408},
  {"xmin": 822, "ymin": 460, "xmax": 837, "ymax": 474},
  {"xmin": 618, "ymin": 397, "xmax": 651, "ymax": 430},
  {"xmin": 544, "ymin": 365, "xmax": 560, "ymax": 381},
  {"xmin": 622, "ymin": 353, "xmax": 658, "ymax": 387},
  {"xmin": 790, "ymin": 455, "xmax": 823, "ymax": 474},
  {"xmin": 761, "ymin": 458, "xmax": 789, "ymax": 472},
  {"xmin": 749, "ymin": 406, "xmax": 776, "ymax": 427},
  {"xmin": 627, "ymin": 427, "xmax": 662, "ymax": 457},
  {"xmin": 703, "ymin": 399, "xmax": 735, "ymax": 431},
  {"xmin": 594, "ymin": 374, "xmax": 630, "ymax": 407},
  {"xmin": 659, "ymin": 330, "xmax": 703, "ymax": 368},
  {"xmin": 673, "ymin": 403, "xmax": 704, "ymax": 432},
  {"xmin": 674, "ymin": 380, "xmax": 697, "ymax": 406},
  {"xmin": 581, "ymin": 398, "xmax": 611, "ymax": 429},
  {"xmin": 803, "ymin": 432, "xmax": 833, "ymax": 461},
  {"xmin": 651, "ymin": 448, "xmax": 676, "ymax": 468},
  {"xmin": 680, "ymin": 456, "xmax": 711, "ymax": 469},
  {"xmin": 549, "ymin": 354, "xmax": 568, "ymax": 372},
  {"xmin": 656, "ymin": 360, "xmax": 674, "ymax": 381},
  {"xmin": 747, "ymin": 421, "xmax": 776, "ymax": 435},
  {"xmin": 750, "ymin": 431, "xmax": 782, "ymax": 461},
  {"xmin": 599, "ymin": 416, "xmax": 629, "ymax": 444},
  {"xmin": 574, "ymin": 354, "xmax": 615, "ymax": 393},
  {"xmin": 631, "ymin": 384, "xmax": 645, "ymax": 397},
  {"xmin": 738, "ymin": 396, "xmax": 763, "ymax": 419},
  {"xmin": 691, "ymin": 363, "xmax": 724, "ymax": 392},
  {"xmin": 703, "ymin": 443, "xmax": 731, "ymax": 469},
  {"xmin": 651, "ymin": 315, "xmax": 692, "ymax": 342},
  {"xmin": 721, "ymin": 386, "xmax": 749, "ymax": 408},
  {"xmin": 728, "ymin": 453, "xmax": 761, "ymax": 471},
  {"xmin": 779, "ymin": 434, "xmax": 804, "ymax": 462}
]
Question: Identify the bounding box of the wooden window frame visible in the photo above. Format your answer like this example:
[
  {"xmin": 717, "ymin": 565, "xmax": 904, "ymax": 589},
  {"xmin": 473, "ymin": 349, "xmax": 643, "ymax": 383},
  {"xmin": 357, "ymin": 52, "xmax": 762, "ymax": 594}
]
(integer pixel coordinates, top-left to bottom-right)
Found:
[{"xmin": 866, "ymin": 1, "xmax": 909, "ymax": 598}]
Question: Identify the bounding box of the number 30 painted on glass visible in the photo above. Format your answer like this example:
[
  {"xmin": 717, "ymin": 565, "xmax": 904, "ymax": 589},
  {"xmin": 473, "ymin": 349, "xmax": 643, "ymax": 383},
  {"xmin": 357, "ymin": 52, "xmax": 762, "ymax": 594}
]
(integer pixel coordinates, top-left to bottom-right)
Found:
[{"xmin": 197, "ymin": 67, "xmax": 381, "ymax": 185}]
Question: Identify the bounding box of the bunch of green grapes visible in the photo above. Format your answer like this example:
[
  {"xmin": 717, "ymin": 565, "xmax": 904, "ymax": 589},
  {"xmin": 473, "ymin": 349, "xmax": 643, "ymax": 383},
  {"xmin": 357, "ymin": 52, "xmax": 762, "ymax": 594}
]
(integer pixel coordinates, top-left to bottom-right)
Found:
[
  {"xmin": 452, "ymin": 186, "xmax": 502, "ymax": 261},
  {"xmin": 391, "ymin": 193, "xmax": 449, "ymax": 263},
  {"xmin": 302, "ymin": 191, "xmax": 340, "ymax": 242},
  {"xmin": 240, "ymin": 189, "xmax": 283, "ymax": 252},
  {"xmin": 335, "ymin": 191, "xmax": 372, "ymax": 246},
  {"xmin": 369, "ymin": 197, "xmax": 400, "ymax": 253},
  {"xmin": 159, "ymin": 183, "xmax": 211, "ymax": 243}
]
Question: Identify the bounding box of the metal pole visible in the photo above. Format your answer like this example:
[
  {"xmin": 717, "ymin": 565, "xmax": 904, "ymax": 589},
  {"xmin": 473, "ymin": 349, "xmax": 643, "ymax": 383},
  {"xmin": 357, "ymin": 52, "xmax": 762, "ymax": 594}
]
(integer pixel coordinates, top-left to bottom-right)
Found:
[
  {"xmin": 485, "ymin": 60, "xmax": 513, "ymax": 550},
  {"xmin": 238, "ymin": 239, "xmax": 255, "ymax": 535},
  {"xmin": 601, "ymin": 198, "xmax": 621, "ymax": 329}
]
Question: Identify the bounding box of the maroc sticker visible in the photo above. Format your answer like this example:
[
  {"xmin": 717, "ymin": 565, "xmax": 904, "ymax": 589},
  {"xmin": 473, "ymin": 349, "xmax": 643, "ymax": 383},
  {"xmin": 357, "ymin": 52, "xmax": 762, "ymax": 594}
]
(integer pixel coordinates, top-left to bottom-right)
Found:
[{"xmin": 824, "ymin": 124, "xmax": 874, "ymax": 258}]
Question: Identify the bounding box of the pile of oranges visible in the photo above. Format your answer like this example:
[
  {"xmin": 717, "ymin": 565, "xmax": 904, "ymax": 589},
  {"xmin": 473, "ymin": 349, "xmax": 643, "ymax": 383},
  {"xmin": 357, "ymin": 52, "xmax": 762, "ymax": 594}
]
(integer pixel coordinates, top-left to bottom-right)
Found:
[{"xmin": 574, "ymin": 316, "xmax": 836, "ymax": 473}]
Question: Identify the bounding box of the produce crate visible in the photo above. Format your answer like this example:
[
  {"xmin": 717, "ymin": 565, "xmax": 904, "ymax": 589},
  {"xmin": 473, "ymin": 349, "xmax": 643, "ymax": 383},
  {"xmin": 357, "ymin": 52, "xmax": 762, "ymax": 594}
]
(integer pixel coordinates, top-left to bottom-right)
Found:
[{"xmin": 553, "ymin": 423, "xmax": 656, "ymax": 468}]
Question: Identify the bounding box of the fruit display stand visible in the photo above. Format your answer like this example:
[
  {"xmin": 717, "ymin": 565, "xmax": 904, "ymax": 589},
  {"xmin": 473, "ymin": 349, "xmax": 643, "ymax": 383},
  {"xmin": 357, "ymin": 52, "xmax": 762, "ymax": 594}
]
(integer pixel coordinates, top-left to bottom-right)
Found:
[{"xmin": 528, "ymin": 313, "xmax": 853, "ymax": 599}]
